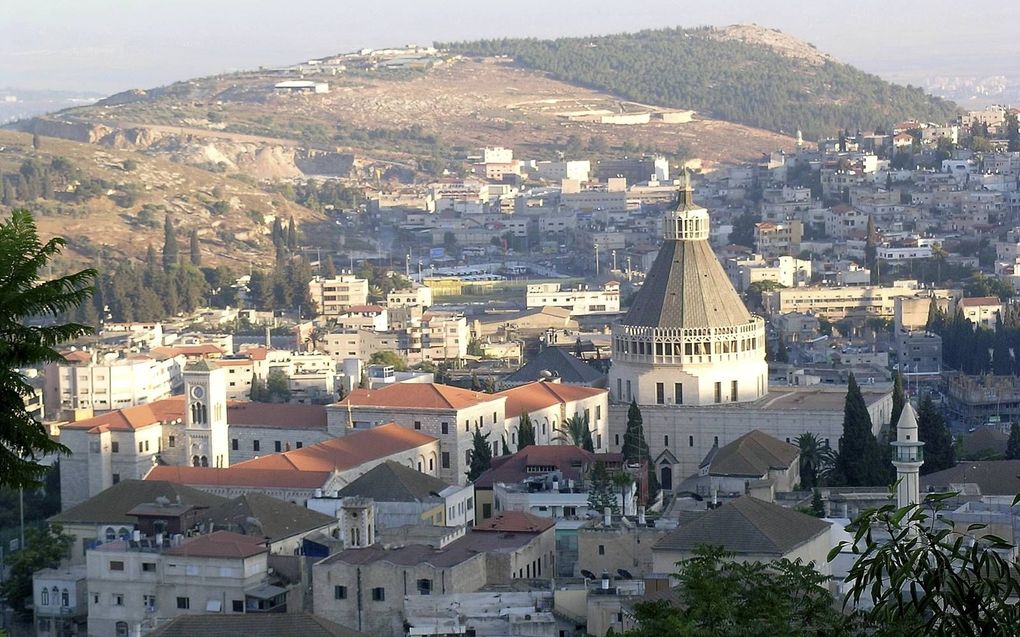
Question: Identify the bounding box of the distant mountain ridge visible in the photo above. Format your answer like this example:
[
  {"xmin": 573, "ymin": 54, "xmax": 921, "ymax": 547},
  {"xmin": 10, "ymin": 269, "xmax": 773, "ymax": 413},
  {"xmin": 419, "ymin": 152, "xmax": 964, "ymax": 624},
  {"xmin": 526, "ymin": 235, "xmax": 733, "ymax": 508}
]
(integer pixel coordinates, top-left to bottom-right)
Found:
[{"xmin": 442, "ymin": 24, "xmax": 960, "ymax": 140}]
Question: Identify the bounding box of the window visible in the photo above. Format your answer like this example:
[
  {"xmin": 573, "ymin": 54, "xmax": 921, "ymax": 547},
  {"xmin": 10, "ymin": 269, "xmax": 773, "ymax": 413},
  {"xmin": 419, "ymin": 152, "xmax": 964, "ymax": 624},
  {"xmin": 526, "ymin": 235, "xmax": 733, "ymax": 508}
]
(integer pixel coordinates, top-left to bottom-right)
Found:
[
  {"xmin": 176, "ymin": 597, "xmax": 190, "ymax": 610},
  {"xmin": 274, "ymin": 441, "xmax": 282, "ymax": 452},
  {"xmin": 41, "ymin": 588, "xmax": 49, "ymax": 605},
  {"xmin": 334, "ymin": 585, "xmax": 348, "ymax": 600},
  {"xmin": 688, "ymin": 435, "xmax": 694, "ymax": 447},
  {"xmin": 465, "ymin": 450, "xmax": 471, "ymax": 465},
  {"xmin": 714, "ymin": 436, "xmax": 719, "ymax": 445},
  {"xmin": 296, "ymin": 441, "xmax": 302, "ymax": 449},
  {"xmin": 93, "ymin": 593, "xmax": 100, "ymax": 605},
  {"xmin": 112, "ymin": 474, "xmax": 120, "ymax": 485},
  {"xmin": 142, "ymin": 562, "xmax": 155, "ymax": 572},
  {"xmin": 414, "ymin": 421, "xmax": 421, "ymax": 430},
  {"xmin": 168, "ymin": 435, "xmax": 175, "ymax": 448},
  {"xmin": 138, "ymin": 441, "xmax": 144, "ymax": 453},
  {"xmin": 113, "ymin": 593, "xmax": 123, "ymax": 606},
  {"xmin": 626, "ymin": 380, "xmax": 632, "ymax": 401},
  {"xmin": 465, "ymin": 422, "xmax": 469, "ymax": 432},
  {"xmin": 145, "ymin": 440, "xmax": 149, "ymax": 452},
  {"xmin": 664, "ymin": 435, "xmax": 669, "ymax": 447},
  {"xmin": 614, "ymin": 434, "xmax": 620, "ymax": 447},
  {"xmin": 441, "ymin": 452, "xmax": 450, "ymax": 469},
  {"xmin": 232, "ymin": 600, "xmax": 244, "ymax": 613},
  {"xmin": 655, "ymin": 382, "xmax": 664, "ymax": 404},
  {"xmin": 731, "ymin": 380, "xmax": 738, "ymax": 402},
  {"xmin": 253, "ymin": 440, "xmax": 260, "ymax": 452},
  {"xmin": 371, "ymin": 587, "xmax": 385, "ymax": 602},
  {"xmin": 483, "ymin": 503, "xmax": 492, "ymax": 518},
  {"xmin": 110, "ymin": 560, "xmax": 124, "ymax": 572},
  {"xmin": 144, "ymin": 594, "xmax": 156, "ymax": 609},
  {"xmin": 441, "ymin": 422, "xmax": 449, "ymax": 435},
  {"xmin": 115, "ymin": 621, "xmax": 128, "ymax": 637},
  {"xmin": 714, "ymin": 382, "xmax": 722, "ymax": 404},
  {"xmin": 674, "ymin": 383, "xmax": 683, "ymax": 405},
  {"xmin": 596, "ymin": 405, "xmax": 601, "ymax": 420},
  {"xmin": 598, "ymin": 544, "xmax": 605, "ymax": 555},
  {"xmin": 231, "ymin": 439, "xmax": 239, "ymax": 451},
  {"xmin": 111, "ymin": 441, "xmax": 119, "ymax": 453},
  {"xmin": 105, "ymin": 527, "xmax": 116, "ymax": 541},
  {"xmin": 428, "ymin": 458, "xmax": 434, "ymax": 471}
]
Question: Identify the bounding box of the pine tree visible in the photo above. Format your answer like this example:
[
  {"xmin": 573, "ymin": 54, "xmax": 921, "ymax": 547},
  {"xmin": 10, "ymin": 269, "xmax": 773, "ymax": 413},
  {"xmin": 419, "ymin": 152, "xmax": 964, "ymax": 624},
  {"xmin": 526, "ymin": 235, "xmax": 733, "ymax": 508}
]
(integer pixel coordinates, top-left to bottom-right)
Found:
[
  {"xmin": 622, "ymin": 399, "xmax": 650, "ymax": 463},
  {"xmin": 587, "ymin": 462, "xmax": 618, "ymax": 514},
  {"xmin": 517, "ymin": 413, "xmax": 536, "ymax": 451},
  {"xmin": 189, "ymin": 229, "xmax": 201, "ymax": 267},
  {"xmin": 917, "ymin": 394, "xmax": 955, "ymax": 474},
  {"xmin": 162, "ymin": 215, "xmax": 178, "ymax": 272},
  {"xmin": 1007, "ymin": 423, "xmax": 1020, "ymax": 460},
  {"xmin": 466, "ymin": 427, "xmax": 493, "ymax": 482},
  {"xmin": 835, "ymin": 373, "xmax": 888, "ymax": 486}
]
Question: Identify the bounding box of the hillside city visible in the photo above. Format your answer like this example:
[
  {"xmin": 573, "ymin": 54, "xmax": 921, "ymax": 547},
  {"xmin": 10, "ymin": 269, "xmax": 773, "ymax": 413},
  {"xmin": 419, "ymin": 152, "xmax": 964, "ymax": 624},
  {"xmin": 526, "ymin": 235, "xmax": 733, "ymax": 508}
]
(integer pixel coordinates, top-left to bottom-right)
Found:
[{"xmin": 5, "ymin": 25, "xmax": 1020, "ymax": 637}]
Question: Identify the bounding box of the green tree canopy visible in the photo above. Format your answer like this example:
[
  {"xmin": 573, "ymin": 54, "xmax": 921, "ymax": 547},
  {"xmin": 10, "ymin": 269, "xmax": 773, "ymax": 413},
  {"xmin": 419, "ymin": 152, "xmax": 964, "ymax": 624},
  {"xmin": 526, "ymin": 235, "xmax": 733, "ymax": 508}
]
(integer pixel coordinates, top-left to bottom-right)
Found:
[
  {"xmin": 835, "ymin": 373, "xmax": 890, "ymax": 487},
  {"xmin": 917, "ymin": 394, "xmax": 955, "ymax": 474},
  {"xmin": 622, "ymin": 399, "xmax": 650, "ymax": 463},
  {"xmin": 559, "ymin": 412, "xmax": 594, "ymax": 452},
  {"xmin": 1007, "ymin": 423, "xmax": 1020, "ymax": 460},
  {"xmin": 586, "ymin": 461, "xmax": 617, "ymax": 514},
  {"xmin": 517, "ymin": 412, "xmax": 536, "ymax": 451},
  {"xmin": 0, "ymin": 524, "xmax": 73, "ymax": 615},
  {"xmin": 466, "ymin": 427, "xmax": 493, "ymax": 482},
  {"xmin": 0, "ymin": 210, "xmax": 95, "ymax": 487},
  {"xmin": 368, "ymin": 350, "xmax": 408, "ymax": 371}
]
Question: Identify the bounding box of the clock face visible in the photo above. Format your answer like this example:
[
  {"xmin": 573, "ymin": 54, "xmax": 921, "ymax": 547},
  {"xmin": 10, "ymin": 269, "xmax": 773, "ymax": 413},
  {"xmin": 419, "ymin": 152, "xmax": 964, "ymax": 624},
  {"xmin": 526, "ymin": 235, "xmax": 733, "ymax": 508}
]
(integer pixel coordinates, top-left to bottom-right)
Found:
[{"xmin": 190, "ymin": 385, "xmax": 205, "ymax": 400}]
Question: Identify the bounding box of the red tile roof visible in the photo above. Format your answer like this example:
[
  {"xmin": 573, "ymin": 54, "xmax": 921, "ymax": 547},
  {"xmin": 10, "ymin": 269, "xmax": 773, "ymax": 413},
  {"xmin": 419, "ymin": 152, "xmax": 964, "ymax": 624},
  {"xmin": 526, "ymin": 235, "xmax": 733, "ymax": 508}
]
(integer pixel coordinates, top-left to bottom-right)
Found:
[
  {"xmin": 473, "ymin": 511, "xmax": 554, "ymax": 534},
  {"xmin": 236, "ymin": 423, "xmax": 437, "ymax": 472},
  {"xmin": 241, "ymin": 347, "xmax": 270, "ymax": 361},
  {"xmin": 960, "ymin": 296, "xmax": 1001, "ymax": 307},
  {"xmin": 474, "ymin": 445, "xmax": 596, "ymax": 489},
  {"xmin": 165, "ymin": 530, "xmax": 267, "ymax": 558},
  {"xmin": 62, "ymin": 350, "xmax": 91, "ymax": 363},
  {"xmin": 336, "ymin": 383, "xmax": 501, "ymax": 411},
  {"xmin": 61, "ymin": 396, "xmax": 185, "ymax": 433},
  {"xmin": 226, "ymin": 402, "xmax": 327, "ymax": 430},
  {"xmin": 495, "ymin": 381, "xmax": 606, "ymax": 417},
  {"xmin": 146, "ymin": 465, "xmax": 333, "ymax": 489}
]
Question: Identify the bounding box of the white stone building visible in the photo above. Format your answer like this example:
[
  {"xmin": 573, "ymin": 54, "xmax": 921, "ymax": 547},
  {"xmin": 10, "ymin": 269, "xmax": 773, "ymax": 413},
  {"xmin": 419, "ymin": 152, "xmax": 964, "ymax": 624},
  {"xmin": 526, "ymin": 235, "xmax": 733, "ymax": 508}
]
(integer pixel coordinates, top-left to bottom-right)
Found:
[
  {"xmin": 525, "ymin": 282, "xmax": 621, "ymax": 315},
  {"xmin": 44, "ymin": 352, "xmax": 185, "ymax": 420},
  {"xmin": 308, "ymin": 274, "xmax": 370, "ymax": 317}
]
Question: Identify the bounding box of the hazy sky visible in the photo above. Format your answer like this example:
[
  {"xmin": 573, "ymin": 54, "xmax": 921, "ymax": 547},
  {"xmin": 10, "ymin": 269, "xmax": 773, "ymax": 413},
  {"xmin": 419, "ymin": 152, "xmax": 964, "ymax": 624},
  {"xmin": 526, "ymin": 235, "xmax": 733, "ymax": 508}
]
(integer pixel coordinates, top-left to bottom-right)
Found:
[{"xmin": 2, "ymin": 0, "xmax": 1016, "ymax": 94}]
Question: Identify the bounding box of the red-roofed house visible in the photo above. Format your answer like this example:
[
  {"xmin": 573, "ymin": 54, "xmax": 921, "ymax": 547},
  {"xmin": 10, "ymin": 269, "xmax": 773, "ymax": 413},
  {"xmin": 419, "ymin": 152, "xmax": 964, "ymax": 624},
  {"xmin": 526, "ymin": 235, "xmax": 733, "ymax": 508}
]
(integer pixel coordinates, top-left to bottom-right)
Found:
[
  {"xmin": 145, "ymin": 424, "xmax": 440, "ymax": 503},
  {"xmin": 329, "ymin": 384, "xmax": 507, "ymax": 485},
  {"xmin": 959, "ymin": 296, "xmax": 1003, "ymax": 329},
  {"xmin": 495, "ymin": 380, "xmax": 608, "ymax": 451}
]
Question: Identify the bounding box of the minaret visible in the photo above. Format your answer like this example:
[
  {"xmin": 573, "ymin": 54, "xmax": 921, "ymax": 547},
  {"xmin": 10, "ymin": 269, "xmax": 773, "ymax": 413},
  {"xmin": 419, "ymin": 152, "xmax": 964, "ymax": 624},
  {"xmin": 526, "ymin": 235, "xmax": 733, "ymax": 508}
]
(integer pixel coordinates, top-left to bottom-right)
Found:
[{"xmin": 891, "ymin": 401, "xmax": 924, "ymax": 508}]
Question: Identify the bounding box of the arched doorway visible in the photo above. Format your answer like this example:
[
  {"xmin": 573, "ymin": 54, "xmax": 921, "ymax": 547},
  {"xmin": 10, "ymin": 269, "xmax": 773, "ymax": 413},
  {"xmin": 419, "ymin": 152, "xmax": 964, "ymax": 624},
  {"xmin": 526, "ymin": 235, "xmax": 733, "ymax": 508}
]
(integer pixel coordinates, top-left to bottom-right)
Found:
[{"xmin": 660, "ymin": 464, "xmax": 673, "ymax": 491}]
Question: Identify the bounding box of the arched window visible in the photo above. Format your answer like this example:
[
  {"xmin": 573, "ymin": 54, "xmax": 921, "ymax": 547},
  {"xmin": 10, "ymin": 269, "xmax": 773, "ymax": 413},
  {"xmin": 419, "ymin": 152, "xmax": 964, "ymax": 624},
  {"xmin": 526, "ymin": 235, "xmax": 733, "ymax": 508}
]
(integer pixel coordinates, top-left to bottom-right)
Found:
[
  {"xmin": 192, "ymin": 455, "xmax": 200, "ymax": 467},
  {"xmin": 115, "ymin": 621, "xmax": 129, "ymax": 637},
  {"xmin": 118, "ymin": 527, "xmax": 130, "ymax": 539},
  {"xmin": 105, "ymin": 527, "xmax": 116, "ymax": 541},
  {"xmin": 41, "ymin": 588, "xmax": 49, "ymax": 605},
  {"xmin": 200, "ymin": 456, "xmax": 208, "ymax": 467},
  {"xmin": 61, "ymin": 588, "xmax": 69, "ymax": 607}
]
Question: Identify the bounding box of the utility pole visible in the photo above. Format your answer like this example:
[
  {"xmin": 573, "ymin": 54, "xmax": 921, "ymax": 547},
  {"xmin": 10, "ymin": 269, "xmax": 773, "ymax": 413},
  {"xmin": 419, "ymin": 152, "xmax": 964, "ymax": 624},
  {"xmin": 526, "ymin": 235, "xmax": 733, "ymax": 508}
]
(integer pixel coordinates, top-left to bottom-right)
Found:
[
  {"xmin": 594, "ymin": 243, "xmax": 600, "ymax": 277},
  {"xmin": 612, "ymin": 249, "xmax": 617, "ymax": 272}
]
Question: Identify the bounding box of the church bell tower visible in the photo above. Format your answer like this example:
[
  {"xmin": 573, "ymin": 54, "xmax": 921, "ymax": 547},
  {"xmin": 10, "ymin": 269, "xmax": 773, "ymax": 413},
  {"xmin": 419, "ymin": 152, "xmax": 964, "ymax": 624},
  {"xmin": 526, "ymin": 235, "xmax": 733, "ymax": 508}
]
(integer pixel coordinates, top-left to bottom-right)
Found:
[{"xmin": 183, "ymin": 360, "xmax": 229, "ymax": 468}]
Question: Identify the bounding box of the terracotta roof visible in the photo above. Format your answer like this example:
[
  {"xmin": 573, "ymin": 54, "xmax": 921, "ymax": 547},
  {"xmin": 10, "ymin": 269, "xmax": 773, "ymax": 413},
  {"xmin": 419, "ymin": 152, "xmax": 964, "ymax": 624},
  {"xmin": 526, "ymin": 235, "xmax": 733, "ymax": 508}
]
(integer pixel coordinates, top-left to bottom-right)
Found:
[
  {"xmin": 242, "ymin": 347, "xmax": 270, "ymax": 361},
  {"xmin": 146, "ymin": 465, "xmax": 333, "ymax": 489},
  {"xmin": 654, "ymin": 496, "xmax": 830, "ymax": 556},
  {"xmin": 60, "ymin": 396, "xmax": 185, "ymax": 433},
  {"xmin": 473, "ymin": 511, "xmax": 554, "ymax": 533},
  {"xmin": 959, "ymin": 296, "xmax": 1001, "ymax": 307},
  {"xmin": 216, "ymin": 358, "xmax": 255, "ymax": 367},
  {"xmin": 226, "ymin": 402, "xmax": 327, "ymax": 430},
  {"xmin": 145, "ymin": 614, "xmax": 367, "ymax": 637},
  {"xmin": 495, "ymin": 381, "xmax": 606, "ymax": 417},
  {"xmin": 62, "ymin": 350, "xmax": 91, "ymax": 363},
  {"xmin": 50, "ymin": 479, "xmax": 226, "ymax": 525},
  {"xmin": 336, "ymin": 383, "xmax": 501, "ymax": 411},
  {"xmin": 701, "ymin": 430, "xmax": 799, "ymax": 477},
  {"xmin": 474, "ymin": 445, "xmax": 597, "ymax": 489},
  {"xmin": 236, "ymin": 423, "xmax": 437, "ymax": 473},
  {"xmin": 165, "ymin": 530, "xmax": 267, "ymax": 558}
]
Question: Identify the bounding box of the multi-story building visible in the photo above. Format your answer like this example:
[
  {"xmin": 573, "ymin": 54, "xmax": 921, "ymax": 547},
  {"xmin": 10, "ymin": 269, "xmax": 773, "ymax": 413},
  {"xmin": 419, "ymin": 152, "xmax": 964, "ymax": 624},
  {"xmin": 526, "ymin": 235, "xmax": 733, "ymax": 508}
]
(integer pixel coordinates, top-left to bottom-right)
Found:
[
  {"xmin": 767, "ymin": 283, "xmax": 959, "ymax": 320},
  {"xmin": 535, "ymin": 160, "xmax": 590, "ymax": 182},
  {"xmin": 85, "ymin": 531, "xmax": 275, "ymax": 637},
  {"xmin": 44, "ymin": 352, "xmax": 185, "ymax": 420},
  {"xmin": 33, "ymin": 565, "xmax": 87, "ymax": 637},
  {"xmin": 728, "ymin": 255, "xmax": 811, "ymax": 293},
  {"xmin": 312, "ymin": 512, "xmax": 555, "ymax": 636},
  {"xmin": 959, "ymin": 296, "xmax": 1003, "ymax": 329},
  {"xmin": 525, "ymin": 282, "xmax": 621, "ymax": 315},
  {"xmin": 308, "ymin": 274, "xmax": 370, "ymax": 317},
  {"xmin": 753, "ymin": 221, "xmax": 803, "ymax": 258},
  {"xmin": 496, "ymin": 380, "xmax": 609, "ymax": 452},
  {"xmin": 329, "ymin": 383, "xmax": 507, "ymax": 485}
]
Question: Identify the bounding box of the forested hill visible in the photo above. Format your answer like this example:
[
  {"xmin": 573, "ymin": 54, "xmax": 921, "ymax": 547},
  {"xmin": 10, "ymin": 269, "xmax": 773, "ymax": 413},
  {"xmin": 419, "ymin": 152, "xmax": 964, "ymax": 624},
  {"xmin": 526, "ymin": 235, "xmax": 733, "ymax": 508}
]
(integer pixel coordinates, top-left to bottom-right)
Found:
[{"xmin": 442, "ymin": 26, "xmax": 959, "ymax": 140}]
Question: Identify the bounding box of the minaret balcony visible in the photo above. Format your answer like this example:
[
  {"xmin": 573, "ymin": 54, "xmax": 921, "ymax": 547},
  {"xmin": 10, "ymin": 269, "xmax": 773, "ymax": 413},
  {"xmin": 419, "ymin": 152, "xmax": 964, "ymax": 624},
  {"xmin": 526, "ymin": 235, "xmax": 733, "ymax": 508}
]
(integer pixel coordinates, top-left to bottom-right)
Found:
[{"xmin": 892, "ymin": 446, "xmax": 923, "ymax": 463}]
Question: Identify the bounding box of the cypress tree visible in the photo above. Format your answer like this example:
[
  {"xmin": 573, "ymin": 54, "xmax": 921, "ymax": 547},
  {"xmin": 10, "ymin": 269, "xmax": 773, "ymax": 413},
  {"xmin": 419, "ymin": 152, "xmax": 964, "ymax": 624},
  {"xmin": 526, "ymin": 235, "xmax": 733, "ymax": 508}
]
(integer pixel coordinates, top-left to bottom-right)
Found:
[
  {"xmin": 993, "ymin": 314, "xmax": 1012, "ymax": 375},
  {"xmin": 189, "ymin": 229, "xmax": 201, "ymax": 267},
  {"xmin": 835, "ymin": 373, "xmax": 887, "ymax": 486},
  {"xmin": 1007, "ymin": 423, "xmax": 1020, "ymax": 460},
  {"xmin": 271, "ymin": 217, "xmax": 284, "ymax": 249},
  {"xmin": 517, "ymin": 413, "xmax": 536, "ymax": 451},
  {"xmin": 917, "ymin": 394, "xmax": 955, "ymax": 474},
  {"xmin": 810, "ymin": 489, "xmax": 826, "ymax": 518},
  {"xmin": 466, "ymin": 427, "xmax": 493, "ymax": 482},
  {"xmin": 322, "ymin": 255, "xmax": 337, "ymax": 278},
  {"xmin": 586, "ymin": 462, "xmax": 618, "ymax": 514},
  {"xmin": 890, "ymin": 371, "xmax": 905, "ymax": 431},
  {"xmin": 622, "ymin": 399, "xmax": 650, "ymax": 463},
  {"xmin": 287, "ymin": 216, "xmax": 298, "ymax": 251},
  {"xmin": 162, "ymin": 215, "xmax": 178, "ymax": 272}
]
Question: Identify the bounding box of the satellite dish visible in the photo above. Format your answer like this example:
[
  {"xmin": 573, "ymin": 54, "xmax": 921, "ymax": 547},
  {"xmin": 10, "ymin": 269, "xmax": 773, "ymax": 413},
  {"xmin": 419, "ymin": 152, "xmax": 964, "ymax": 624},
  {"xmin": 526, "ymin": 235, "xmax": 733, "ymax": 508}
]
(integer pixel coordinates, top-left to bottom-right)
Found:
[
  {"xmin": 580, "ymin": 569, "xmax": 596, "ymax": 579},
  {"xmin": 617, "ymin": 569, "xmax": 633, "ymax": 580}
]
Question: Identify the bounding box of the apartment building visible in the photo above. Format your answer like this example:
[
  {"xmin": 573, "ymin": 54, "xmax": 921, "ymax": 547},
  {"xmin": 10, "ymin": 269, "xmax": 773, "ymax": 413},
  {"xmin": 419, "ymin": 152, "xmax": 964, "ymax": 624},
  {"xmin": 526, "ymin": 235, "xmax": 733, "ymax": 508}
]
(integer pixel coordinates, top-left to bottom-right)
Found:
[
  {"xmin": 308, "ymin": 274, "xmax": 370, "ymax": 317},
  {"xmin": 85, "ymin": 531, "xmax": 274, "ymax": 637},
  {"xmin": 44, "ymin": 352, "xmax": 185, "ymax": 420},
  {"xmin": 766, "ymin": 283, "xmax": 959, "ymax": 320},
  {"xmin": 386, "ymin": 284, "xmax": 434, "ymax": 309},
  {"xmin": 753, "ymin": 221, "xmax": 803, "ymax": 258},
  {"xmin": 525, "ymin": 282, "xmax": 621, "ymax": 316}
]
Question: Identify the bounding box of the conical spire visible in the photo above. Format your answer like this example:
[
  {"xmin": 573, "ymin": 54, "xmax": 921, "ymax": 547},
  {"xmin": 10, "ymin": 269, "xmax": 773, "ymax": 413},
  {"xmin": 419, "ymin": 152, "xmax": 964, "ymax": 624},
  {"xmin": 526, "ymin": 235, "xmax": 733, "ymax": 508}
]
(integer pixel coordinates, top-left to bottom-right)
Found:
[{"xmin": 896, "ymin": 400, "xmax": 918, "ymax": 441}]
